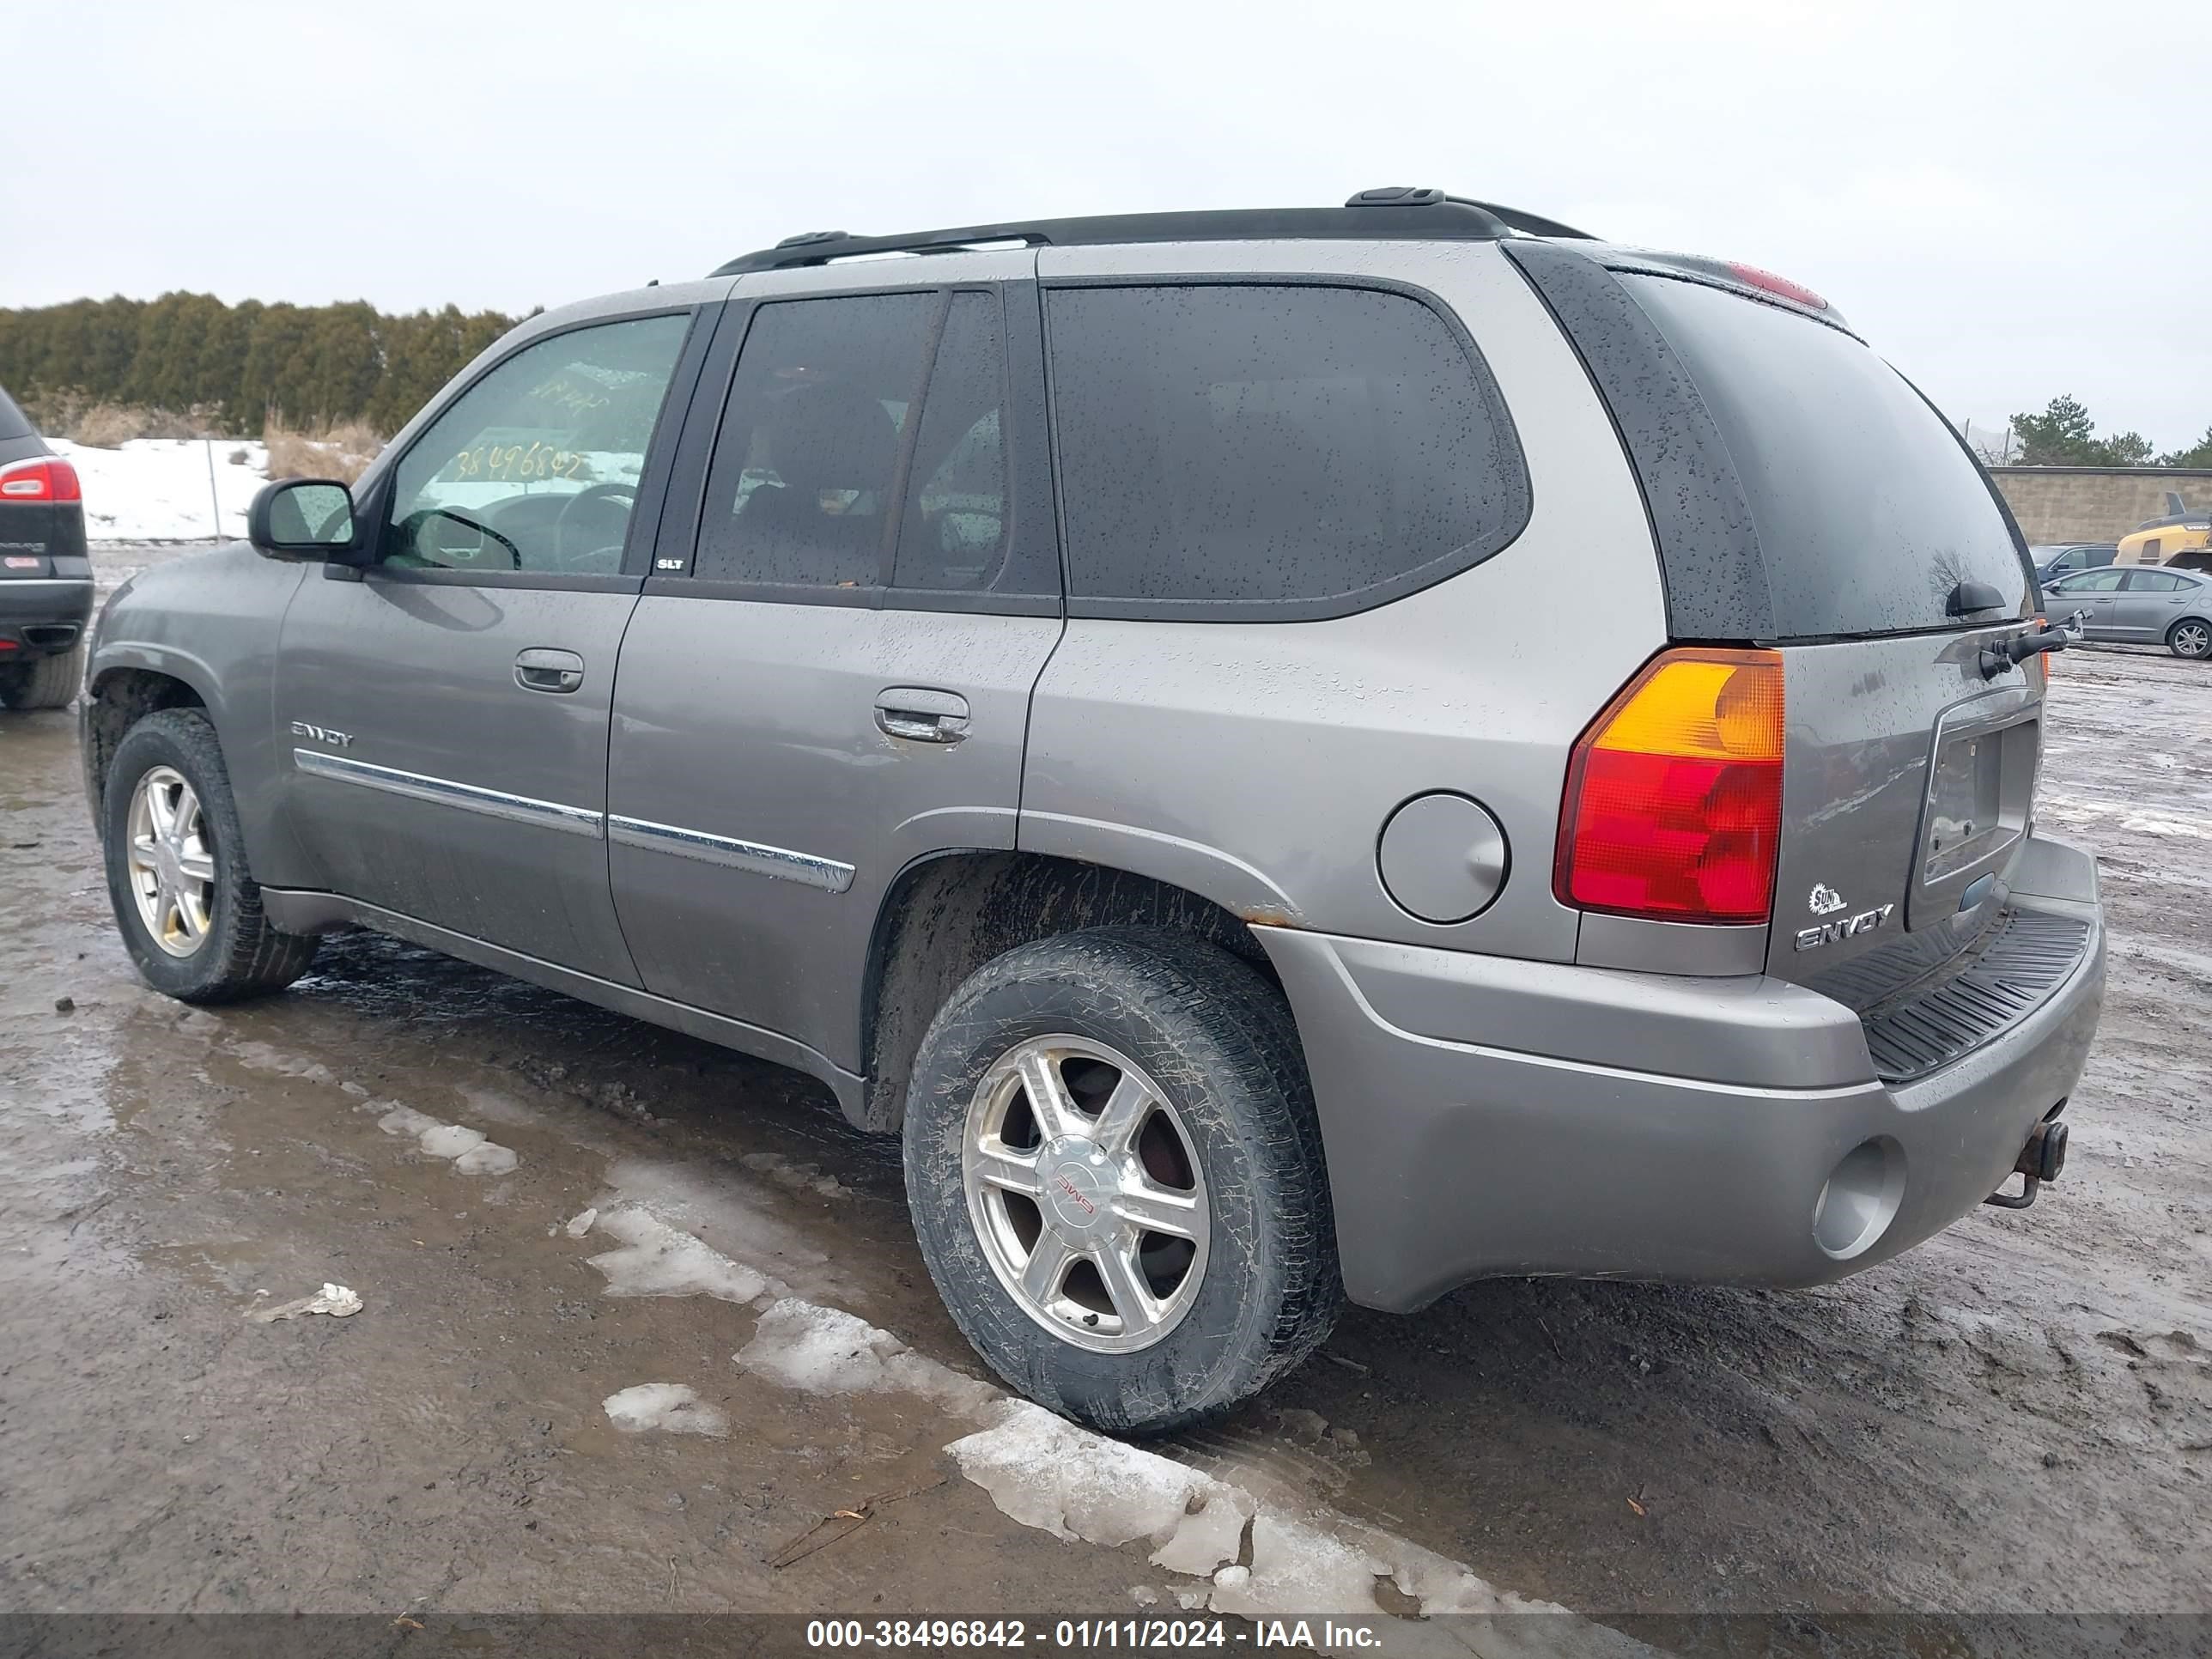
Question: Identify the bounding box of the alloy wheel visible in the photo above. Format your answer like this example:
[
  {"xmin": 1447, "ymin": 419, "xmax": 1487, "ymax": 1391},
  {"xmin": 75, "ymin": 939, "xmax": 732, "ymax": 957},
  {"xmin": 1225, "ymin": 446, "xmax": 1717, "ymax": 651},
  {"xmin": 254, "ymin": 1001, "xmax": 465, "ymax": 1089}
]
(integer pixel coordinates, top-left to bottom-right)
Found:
[
  {"xmin": 962, "ymin": 1034, "xmax": 1209, "ymax": 1353},
  {"xmin": 125, "ymin": 765, "xmax": 215, "ymax": 957}
]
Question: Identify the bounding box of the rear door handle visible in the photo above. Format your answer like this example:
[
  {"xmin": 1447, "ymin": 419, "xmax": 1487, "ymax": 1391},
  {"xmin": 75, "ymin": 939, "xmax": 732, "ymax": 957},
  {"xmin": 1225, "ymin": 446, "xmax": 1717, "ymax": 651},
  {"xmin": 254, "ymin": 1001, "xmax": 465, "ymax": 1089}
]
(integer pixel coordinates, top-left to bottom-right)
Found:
[
  {"xmin": 874, "ymin": 686, "xmax": 969, "ymax": 744},
  {"xmin": 515, "ymin": 647, "xmax": 585, "ymax": 694}
]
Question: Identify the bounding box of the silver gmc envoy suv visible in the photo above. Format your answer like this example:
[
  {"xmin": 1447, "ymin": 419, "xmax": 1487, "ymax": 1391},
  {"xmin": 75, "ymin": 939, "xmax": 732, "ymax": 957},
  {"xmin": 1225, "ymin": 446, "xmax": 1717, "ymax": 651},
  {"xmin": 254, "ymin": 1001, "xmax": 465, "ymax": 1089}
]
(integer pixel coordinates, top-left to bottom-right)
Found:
[{"xmin": 83, "ymin": 191, "xmax": 2106, "ymax": 1431}]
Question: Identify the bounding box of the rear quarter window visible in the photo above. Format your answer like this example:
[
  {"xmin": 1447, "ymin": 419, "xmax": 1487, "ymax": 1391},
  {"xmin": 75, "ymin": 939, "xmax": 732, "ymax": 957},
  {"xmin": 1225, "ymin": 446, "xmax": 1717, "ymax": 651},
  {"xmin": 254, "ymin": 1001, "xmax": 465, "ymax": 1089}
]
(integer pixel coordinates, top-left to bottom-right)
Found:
[
  {"xmin": 1620, "ymin": 275, "xmax": 2030, "ymax": 638},
  {"xmin": 1043, "ymin": 283, "xmax": 1528, "ymax": 619},
  {"xmin": 0, "ymin": 386, "xmax": 35, "ymax": 442}
]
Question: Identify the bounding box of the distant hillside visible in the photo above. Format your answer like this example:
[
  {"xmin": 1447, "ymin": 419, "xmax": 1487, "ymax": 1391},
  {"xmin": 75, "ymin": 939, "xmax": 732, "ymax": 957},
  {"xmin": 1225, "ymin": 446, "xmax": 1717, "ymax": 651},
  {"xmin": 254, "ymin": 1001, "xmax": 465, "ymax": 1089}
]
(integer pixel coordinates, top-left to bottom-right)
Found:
[{"xmin": 0, "ymin": 292, "xmax": 524, "ymax": 436}]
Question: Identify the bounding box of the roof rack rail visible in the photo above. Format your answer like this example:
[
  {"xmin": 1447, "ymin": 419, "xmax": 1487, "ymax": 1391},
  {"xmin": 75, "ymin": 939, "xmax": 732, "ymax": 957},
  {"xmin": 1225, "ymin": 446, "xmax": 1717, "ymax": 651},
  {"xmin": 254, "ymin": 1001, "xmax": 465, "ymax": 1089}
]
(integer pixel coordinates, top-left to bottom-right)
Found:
[{"xmin": 710, "ymin": 190, "xmax": 1595, "ymax": 276}]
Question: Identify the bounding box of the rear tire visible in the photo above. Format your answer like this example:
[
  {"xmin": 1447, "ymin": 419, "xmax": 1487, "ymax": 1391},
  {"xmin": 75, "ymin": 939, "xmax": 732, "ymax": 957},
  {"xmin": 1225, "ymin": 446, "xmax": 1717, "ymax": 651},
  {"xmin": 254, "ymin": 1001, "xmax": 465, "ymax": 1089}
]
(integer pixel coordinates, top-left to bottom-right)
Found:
[
  {"xmin": 902, "ymin": 927, "xmax": 1341, "ymax": 1434},
  {"xmin": 0, "ymin": 642, "xmax": 85, "ymax": 710},
  {"xmin": 2168, "ymin": 618, "xmax": 2212, "ymax": 659},
  {"xmin": 101, "ymin": 708, "xmax": 320, "ymax": 1003}
]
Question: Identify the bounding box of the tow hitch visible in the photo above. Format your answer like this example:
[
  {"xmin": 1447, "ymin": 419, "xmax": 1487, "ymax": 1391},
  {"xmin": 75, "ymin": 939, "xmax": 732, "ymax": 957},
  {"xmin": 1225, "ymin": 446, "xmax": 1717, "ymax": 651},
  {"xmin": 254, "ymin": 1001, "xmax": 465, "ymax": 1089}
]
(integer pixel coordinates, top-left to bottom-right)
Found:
[{"xmin": 1985, "ymin": 1104, "xmax": 2069, "ymax": 1210}]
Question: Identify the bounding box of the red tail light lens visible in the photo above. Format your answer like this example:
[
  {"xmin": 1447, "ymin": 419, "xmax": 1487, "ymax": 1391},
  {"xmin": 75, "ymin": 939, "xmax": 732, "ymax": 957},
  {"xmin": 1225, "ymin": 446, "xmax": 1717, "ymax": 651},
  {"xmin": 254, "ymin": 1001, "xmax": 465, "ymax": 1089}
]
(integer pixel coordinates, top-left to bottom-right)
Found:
[
  {"xmin": 1554, "ymin": 647, "xmax": 1784, "ymax": 924},
  {"xmin": 0, "ymin": 457, "xmax": 82, "ymax": 503}
]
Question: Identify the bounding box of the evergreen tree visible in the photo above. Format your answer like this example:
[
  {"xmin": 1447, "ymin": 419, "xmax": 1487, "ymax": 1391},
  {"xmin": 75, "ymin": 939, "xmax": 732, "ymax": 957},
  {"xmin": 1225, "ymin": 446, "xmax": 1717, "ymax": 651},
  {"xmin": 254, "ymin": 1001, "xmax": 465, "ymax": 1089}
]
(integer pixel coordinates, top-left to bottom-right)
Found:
[{"xmin": 0, "ymin": 293, "xmax": 520, "ymax": 434}]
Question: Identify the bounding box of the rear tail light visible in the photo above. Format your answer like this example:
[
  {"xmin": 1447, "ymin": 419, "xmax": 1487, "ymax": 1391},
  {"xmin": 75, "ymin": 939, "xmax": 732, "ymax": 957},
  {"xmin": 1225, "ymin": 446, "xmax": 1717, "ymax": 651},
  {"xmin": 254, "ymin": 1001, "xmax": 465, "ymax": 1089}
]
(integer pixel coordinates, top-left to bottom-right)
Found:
[
  {"xmin": 1554, "ymin": 647, "xmax": 1784, "ymax": 925},
  {"xmin": 0, "ymin": 457, "xmax": 82, "ymax": 503}
]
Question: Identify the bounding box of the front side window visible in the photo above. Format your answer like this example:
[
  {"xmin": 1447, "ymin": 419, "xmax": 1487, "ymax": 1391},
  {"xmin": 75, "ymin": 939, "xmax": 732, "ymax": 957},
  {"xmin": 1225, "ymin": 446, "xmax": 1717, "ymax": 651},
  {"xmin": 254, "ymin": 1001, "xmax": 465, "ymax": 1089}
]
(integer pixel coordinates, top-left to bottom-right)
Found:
[
  {"xmin": 695, "ymin": 294, "xmax": 938, "ymax": 587},
  {"xmin": 386, "ymin": 313, "xmax": 692, "ymax": 576},
  {"xmin": 1044, "ymin": 283, "xmax": 1527, "ymax": 615},
  {"xmin": 2056, "ymin": 568, "xmax": 2125, "ymax": 592}
]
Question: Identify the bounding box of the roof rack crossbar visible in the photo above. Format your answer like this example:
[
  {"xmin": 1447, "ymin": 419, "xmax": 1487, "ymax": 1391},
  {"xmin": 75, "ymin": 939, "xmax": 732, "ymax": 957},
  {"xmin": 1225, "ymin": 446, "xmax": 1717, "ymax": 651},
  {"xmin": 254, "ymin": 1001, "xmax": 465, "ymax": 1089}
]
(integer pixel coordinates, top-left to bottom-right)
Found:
[{"xmin": 710, "ymin": 192, "xmax": 1583, "ymax": 276}]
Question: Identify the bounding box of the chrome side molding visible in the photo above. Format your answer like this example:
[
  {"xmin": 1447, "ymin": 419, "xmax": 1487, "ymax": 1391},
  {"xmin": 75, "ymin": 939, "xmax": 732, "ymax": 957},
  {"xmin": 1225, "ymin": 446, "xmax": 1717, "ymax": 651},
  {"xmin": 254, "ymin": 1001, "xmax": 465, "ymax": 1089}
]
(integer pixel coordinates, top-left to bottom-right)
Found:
[
  {"xmin": 290, "ymin": 750, "xmax": 605, "ymax": 839},
  {"xmin": 607, "ymin": 813, "xmax": 854, "ymax": 894}
]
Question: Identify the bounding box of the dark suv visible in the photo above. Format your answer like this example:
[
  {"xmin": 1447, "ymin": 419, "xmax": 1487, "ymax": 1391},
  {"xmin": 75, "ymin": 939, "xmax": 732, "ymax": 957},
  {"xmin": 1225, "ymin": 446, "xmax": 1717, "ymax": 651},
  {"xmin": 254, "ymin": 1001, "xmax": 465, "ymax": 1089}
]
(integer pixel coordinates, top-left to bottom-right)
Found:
[
  {"xmin": 80, "ymin": 191, "xmax": 2106, "ymax": 1431},
  {"xmin": 0, "ymin": 384, "xmax": 91, "ymax": 710}
]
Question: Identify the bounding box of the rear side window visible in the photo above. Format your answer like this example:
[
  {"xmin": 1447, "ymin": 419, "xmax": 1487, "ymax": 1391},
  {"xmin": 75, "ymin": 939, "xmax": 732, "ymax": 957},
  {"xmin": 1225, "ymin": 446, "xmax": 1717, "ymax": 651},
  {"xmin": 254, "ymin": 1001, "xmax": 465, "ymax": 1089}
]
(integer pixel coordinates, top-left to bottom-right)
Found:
[
  {"xmin": 696, "ymin": 293, "xmax": 938, "ymax": 588},
  {"xmin": 0, "ymin": 386, "xmax": 33, "ymax": 441},
  {"xmin": 1044, "ymin": 284, "xmax": 1528, "ymax": 618},
  {"xmin": 1620, "ymin": 275, "xmax": 2030, "ymax": 638},
  {"xmin": 891, "ymin": 292, "xmax": 1012, "ymax": 593}
]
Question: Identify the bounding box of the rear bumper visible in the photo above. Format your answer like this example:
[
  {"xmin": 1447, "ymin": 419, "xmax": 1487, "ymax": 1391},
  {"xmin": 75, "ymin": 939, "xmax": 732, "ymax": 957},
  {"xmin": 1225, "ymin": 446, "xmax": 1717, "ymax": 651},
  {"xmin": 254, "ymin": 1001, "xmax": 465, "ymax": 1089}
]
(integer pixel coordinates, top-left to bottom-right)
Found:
[
  {"xmin": 0, "ymin": 578, "xmax": 94, "ymax": 655},
  {"xmin": 1255, "ymin": 834, "xmax": 2105, "ymax": 1313}
]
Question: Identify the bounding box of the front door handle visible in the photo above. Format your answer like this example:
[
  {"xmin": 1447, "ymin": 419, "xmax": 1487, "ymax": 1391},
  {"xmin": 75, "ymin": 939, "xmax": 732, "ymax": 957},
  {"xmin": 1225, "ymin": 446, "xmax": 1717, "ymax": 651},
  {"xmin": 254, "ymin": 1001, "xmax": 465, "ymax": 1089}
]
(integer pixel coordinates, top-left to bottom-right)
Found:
[
  {"xmin": 516, "ymin": 647, "xmax": 585, "ymax": 694},
  {"xmin": 874, "ymin": 686, "xmax": 969, "ymax": 744}
]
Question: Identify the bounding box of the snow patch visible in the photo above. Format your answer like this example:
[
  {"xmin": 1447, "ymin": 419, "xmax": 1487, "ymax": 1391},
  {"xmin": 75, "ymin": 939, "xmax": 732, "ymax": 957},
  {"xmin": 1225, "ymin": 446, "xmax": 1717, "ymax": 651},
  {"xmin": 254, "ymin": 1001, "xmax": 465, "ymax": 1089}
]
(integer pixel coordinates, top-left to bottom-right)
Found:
[
  {"xmin": 735, "ymin": 1297, "xmax": 1000, "ymax": 1417},
  {"xmin": 946, "ymin": 1404, "xmax": 1255, "ymax": 1574},
  {"xmin": 586, "ymin": 1203, "xmax": 776, "ymax": 1303},
  {"xmin": 583, "ymin": 1198, "xmax": 1632, "ymax": 1636},
  {"xmin": 2119, "ymin": 813, "xmax": 2212, "ymax": 841},
  {"xmin": 52, "ymin": 437, "xmax": 268, "ymax": 543},
  {"xmin": 246, "ymin": 1282, "xmax": 362, "ymax": 1322},
  {"xmin": 740, "ymin": 1151, "xmax": 852, "ymax": 1200},
  {"xmin": 225, "ymin": 1041, "xmax": 337, "ymax": 1087},
  {"xmin": 602, "ymin": 1383, "xmax": 728, "ymax": 1437},
  {"xmin": 599, "ymin": 1158, "xmax": 835, "ymax": 1294},
  {"xmin": 375, "ymin": 1104, "xmax": 520, "ymax": 1176}
]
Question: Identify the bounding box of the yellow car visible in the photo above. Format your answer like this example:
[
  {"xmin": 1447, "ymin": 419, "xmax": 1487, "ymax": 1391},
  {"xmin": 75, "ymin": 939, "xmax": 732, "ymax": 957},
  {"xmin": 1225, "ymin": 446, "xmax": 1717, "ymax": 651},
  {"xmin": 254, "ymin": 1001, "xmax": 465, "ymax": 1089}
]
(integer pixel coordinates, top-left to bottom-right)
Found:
[{"xmin": 2115, "ymin": 491, "xmax": 2210, "ymax": 565}]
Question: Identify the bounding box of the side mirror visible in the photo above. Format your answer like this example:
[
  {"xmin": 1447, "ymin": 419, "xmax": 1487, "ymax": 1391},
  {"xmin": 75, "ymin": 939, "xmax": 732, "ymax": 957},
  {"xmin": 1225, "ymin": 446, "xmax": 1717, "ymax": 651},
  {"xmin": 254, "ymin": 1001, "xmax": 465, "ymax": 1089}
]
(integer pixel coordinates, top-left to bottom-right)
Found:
[{"xmin": 247, "ymin": 479, "xmax": 359, "ymax": 559}]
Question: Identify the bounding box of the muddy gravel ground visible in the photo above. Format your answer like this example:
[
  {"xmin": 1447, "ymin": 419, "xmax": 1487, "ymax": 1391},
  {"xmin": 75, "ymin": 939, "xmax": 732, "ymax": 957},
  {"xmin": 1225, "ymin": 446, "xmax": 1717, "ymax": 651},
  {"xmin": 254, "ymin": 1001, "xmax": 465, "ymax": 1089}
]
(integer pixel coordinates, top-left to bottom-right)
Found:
[{"xmin": 1, "ymin": 548, "xmax": 2207, "ymax": 1645}]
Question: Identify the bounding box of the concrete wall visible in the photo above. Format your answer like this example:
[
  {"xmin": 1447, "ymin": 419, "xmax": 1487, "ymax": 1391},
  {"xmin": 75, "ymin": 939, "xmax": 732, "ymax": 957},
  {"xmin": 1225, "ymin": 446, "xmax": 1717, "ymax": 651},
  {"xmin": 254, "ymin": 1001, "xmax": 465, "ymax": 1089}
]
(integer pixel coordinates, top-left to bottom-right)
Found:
[{"xmin": 1989, "ymin": 467, "xmax": 2212, "ymax": 545}]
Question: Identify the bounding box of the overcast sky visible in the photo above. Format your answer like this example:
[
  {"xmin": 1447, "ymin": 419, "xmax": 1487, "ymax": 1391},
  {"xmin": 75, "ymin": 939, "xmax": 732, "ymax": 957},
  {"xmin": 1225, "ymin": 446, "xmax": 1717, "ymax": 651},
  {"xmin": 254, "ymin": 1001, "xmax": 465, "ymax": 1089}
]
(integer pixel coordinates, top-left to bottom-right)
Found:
[{"xmin": 13, "ymin": 0, "xmax": 2209, "ymax": 449}]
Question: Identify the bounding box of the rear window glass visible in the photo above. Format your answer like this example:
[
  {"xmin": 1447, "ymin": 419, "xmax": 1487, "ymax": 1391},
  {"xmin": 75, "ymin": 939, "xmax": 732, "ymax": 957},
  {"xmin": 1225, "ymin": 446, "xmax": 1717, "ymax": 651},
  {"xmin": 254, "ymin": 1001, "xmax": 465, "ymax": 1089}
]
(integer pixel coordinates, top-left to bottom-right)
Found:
[
  {"xmin": 1621, "ymin": 275, "xmax": 2029, "ymax": 638},
  {"xmin": 0, "ymin": 386, "xmax": 33, "ymax": 441},
  {"xmin": 1045, "ymin": 284, "xmax": 1527, "ymax": 617}
]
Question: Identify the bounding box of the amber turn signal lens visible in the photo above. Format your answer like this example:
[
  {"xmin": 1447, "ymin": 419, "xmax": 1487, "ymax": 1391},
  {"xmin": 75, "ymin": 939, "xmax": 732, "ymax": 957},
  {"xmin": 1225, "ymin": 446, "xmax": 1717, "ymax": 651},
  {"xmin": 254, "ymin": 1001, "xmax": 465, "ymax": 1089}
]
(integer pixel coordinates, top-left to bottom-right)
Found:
[{"xmin": 1554, "ymin": 649, "xmax": 1785, "ymax": 925}]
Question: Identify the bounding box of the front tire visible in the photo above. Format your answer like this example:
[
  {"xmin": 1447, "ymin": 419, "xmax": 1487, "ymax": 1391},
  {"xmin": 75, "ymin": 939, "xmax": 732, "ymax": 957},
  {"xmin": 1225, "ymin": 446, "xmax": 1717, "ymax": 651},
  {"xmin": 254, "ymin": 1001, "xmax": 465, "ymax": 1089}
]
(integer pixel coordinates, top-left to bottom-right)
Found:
[
  {"xmin": 2168, "ymin": 618, "xmax": 2212, "ymax": 659},
  {"xmin": 0, "ymin": 642, "xmax": 85, "ymax": 710},
  {"xmin": 101, "ymin": 708, "xmax": 319, "ymax": 1003},
  {"xmin": 902, "ymin": 927, "xmax": 1341, "ymax": 1434}
]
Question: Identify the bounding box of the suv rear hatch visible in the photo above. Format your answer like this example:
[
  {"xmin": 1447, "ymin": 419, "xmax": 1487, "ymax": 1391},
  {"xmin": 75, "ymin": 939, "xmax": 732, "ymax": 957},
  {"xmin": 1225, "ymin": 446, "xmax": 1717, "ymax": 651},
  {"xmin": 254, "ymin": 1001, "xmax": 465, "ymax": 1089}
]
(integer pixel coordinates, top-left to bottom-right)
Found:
[
  {"xmin": 1510, "ymin": 244, "xmax": 2076, "ymax": 1076},
  {"xmin": 0, "ymin": 386, "xmax": 89, "ymax": 573}
]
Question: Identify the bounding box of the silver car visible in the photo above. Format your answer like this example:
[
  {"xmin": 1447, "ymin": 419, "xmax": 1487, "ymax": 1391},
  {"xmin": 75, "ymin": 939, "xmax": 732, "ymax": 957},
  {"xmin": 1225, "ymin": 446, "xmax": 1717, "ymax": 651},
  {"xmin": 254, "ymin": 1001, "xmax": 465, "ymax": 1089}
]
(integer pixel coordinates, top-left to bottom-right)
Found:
[
  {"xmin": 2044, "ymin": 563, "xmax": 2212, "ymax": 658},
  {"xmin": 81, "ymin": 191, "xmax": 2106, "ymax": 1432}
]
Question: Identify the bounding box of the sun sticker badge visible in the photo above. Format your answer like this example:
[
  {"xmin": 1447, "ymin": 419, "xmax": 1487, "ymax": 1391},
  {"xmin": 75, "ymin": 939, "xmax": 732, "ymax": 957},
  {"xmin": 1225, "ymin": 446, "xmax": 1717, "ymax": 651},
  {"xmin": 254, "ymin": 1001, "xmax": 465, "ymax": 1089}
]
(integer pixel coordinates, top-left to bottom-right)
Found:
[{"xmin": 1808, "ymin": 883, "xmax": 1848, "ymax": 916}]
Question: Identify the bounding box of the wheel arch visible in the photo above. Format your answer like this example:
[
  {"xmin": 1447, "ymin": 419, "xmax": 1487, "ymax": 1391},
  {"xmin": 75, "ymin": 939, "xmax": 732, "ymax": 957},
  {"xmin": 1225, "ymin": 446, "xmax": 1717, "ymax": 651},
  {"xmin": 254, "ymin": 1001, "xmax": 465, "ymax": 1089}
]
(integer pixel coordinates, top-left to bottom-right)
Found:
[
  {"xmin": 82, "ymin": 659, "xmax": 214, "ymax": 828},
  {"xmin": 856, "ymin": 849, "xmax": 1283, "ymax": 1133},
  {"xmin": 2167, "ymin": 611, "xmax": 2212, "ymax": 654}
]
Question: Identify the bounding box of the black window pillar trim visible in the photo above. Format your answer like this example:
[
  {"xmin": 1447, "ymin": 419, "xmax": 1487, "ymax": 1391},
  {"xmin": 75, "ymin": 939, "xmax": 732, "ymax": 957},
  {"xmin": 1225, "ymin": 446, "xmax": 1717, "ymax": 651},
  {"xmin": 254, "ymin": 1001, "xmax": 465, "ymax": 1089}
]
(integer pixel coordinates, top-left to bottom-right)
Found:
[
  {"xmin": 872, "ymin": 289, "xmax": 958, "ymax": 588},
  {"xmin": 1500, "ymin": 240, "xmax": 1773, "ymax": 643}
]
